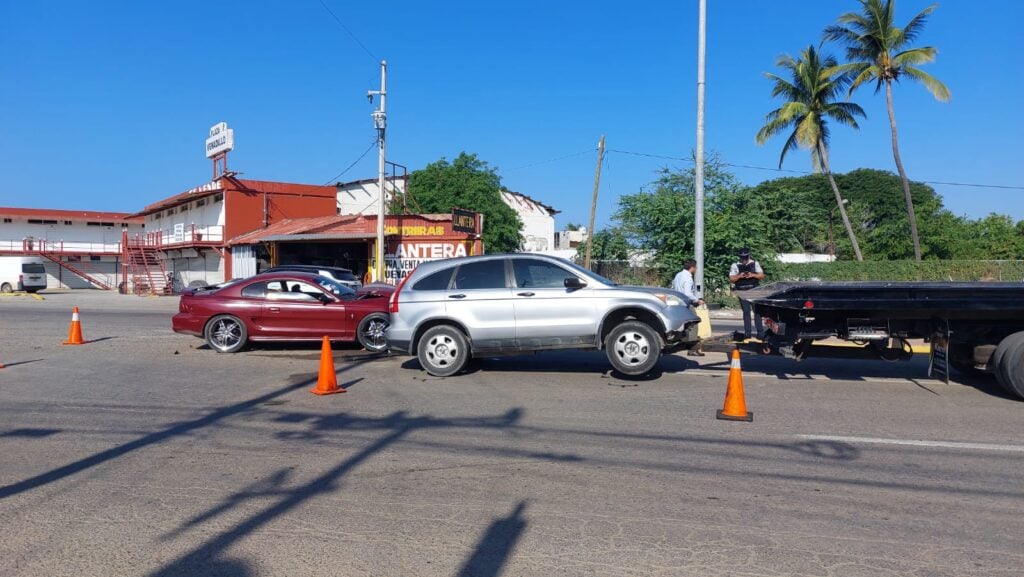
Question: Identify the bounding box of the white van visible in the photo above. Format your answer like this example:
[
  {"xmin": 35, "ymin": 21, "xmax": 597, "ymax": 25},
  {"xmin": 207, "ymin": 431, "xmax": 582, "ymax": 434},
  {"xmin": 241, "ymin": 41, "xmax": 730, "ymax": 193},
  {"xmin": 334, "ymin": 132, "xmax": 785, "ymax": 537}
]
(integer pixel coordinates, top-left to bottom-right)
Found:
[{"xmin": 0, "ymin": 256, "xmax": 48, "ymax": 293}]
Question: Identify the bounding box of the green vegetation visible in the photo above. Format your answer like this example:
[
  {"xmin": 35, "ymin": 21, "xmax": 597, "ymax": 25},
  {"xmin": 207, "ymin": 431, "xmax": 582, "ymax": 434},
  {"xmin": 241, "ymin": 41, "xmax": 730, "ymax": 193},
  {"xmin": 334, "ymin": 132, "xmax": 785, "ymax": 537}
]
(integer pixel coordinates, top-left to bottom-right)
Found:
[
  {"xmin": 407, "ymin": 152, "xmax": 523, "ymax": 254},
  {"xmin": 756, "ymin": 45, "xmax": 866, "ymax": 260}
]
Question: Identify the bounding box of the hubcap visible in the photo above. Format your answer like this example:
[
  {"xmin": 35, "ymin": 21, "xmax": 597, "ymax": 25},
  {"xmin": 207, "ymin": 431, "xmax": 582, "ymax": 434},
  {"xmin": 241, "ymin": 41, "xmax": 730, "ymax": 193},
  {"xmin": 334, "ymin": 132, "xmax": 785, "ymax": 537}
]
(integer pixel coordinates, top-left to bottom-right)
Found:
[
  {"xmin": 613, "ymin": 331, "xmax": 650, "ymax": 367},
  {"xmin": 363, "ymin": 318, "xmax": 388, "ymax": 350},
  {"xmin": 211, "ymin": 319, "xmax": 241, "ymax": 350},
  {"xmin": 426, "ymin": 334, "xmax": 459, "ymax": 368}
]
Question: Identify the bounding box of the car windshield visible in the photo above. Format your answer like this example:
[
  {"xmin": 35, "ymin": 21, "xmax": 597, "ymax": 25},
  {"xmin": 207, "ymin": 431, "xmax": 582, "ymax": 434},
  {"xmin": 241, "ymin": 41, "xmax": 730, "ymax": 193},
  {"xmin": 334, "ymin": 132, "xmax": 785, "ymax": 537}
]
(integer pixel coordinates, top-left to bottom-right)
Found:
[
  {"xmin": 558, "ymin": 258, "xmax": 618, "ymax": 286},
  {"xmin": 315, "ymin": 276, "xmax": 357, "ymax": 300}
]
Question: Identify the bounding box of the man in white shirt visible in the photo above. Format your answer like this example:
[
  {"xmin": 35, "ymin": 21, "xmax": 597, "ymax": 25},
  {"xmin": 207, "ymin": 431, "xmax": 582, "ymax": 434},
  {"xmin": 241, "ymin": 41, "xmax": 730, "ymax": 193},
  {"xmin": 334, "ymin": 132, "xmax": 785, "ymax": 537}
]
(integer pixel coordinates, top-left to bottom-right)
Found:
[{"xmin": 672, "ymin": 259, "xmax": 705, "ymax": 356}]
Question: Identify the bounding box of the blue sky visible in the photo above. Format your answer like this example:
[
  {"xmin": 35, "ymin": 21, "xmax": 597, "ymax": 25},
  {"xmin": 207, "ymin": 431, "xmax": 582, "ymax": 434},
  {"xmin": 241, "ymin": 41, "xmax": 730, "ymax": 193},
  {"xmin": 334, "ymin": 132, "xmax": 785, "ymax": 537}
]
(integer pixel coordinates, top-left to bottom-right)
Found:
[{"xmin": 1, "ymin": 1, "xmax": 1021, "ymax": 230}]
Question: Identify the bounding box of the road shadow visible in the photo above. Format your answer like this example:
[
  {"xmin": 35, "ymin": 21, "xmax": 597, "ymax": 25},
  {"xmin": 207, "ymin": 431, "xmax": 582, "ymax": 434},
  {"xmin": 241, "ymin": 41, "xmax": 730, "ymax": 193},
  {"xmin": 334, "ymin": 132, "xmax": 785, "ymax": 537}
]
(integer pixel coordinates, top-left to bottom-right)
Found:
[
  {"xmin": 148, "ymin": 408, "xmax": 529, "ymax": 577},
  {"xmin": 0, "ymin": 359, "xmax": 44, "ymax": 368},
  {"xmin": 0, "ymin": 358, "xmax": 372, "ymax": 500},
  {"xmin": 0, "ymin": 428, "xmax": 61, "ymax": 439},
  {"xmin": 456, "ymin": 501, "xmax": 528, "ymax": 577},
  {"xmin": 400, "ymin": 350, "xmax": 701, "ymax": 381}
]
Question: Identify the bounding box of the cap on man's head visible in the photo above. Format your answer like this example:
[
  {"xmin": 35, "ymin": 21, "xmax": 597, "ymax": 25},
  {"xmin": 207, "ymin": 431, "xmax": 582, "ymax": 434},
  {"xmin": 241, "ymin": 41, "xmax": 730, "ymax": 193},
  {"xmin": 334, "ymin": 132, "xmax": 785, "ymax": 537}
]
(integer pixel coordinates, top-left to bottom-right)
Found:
[{"xmin": 738, "ymin": 247, "xmax": 751, "ymax": 258}]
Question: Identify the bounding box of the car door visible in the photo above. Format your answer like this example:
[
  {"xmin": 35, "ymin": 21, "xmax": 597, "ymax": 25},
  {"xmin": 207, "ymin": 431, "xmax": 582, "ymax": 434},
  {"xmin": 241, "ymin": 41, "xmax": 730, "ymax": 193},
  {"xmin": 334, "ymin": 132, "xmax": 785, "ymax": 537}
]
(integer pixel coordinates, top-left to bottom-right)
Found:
[
  {"xmin": 510, "ymin": 258, "xmax": 599, "ymax": 348},
  {"xmin": 445, "ymin": 259, "xmax": 516, "ymax": 352},
  {"xmin": 261, "ymin": 279, "xmax": 347, "ymax": 339}
]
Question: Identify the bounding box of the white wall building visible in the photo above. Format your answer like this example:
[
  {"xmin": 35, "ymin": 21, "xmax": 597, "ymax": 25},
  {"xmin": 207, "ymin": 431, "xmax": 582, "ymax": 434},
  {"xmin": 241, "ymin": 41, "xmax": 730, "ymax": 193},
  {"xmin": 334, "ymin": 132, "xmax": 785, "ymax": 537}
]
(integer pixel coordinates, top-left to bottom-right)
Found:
[
  {"xmin": 0, "ymin": 207, "xmax": 144, "ymax": 289},
  {"xmin": 499, "ymin": 190, "xmax": 557, "ymax": 252},
  {"xmin": 555, "ymin": 227, "xmax": 589, "ymax": 250}
]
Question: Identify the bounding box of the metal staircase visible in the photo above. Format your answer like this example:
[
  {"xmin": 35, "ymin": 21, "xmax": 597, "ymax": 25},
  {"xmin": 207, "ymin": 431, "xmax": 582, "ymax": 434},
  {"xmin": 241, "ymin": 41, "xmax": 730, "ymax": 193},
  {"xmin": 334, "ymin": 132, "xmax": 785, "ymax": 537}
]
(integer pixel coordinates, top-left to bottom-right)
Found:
[
  {"xmin": 36, "ymin": 252, "xmax": 113, "ymax": 290},
  {"xmin": 123, "ymin": 233, "xmax": 169, "ymax": 296}
]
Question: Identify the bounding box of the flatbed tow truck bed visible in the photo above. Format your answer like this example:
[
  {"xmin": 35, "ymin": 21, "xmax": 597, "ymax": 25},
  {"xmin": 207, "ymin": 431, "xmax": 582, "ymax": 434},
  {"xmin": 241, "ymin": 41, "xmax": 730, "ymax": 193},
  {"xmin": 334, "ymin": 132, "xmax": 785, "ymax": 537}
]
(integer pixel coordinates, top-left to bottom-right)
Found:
[{"xmin": 698, "ymin": 281, "xmax": 1024, "ymax": 400}]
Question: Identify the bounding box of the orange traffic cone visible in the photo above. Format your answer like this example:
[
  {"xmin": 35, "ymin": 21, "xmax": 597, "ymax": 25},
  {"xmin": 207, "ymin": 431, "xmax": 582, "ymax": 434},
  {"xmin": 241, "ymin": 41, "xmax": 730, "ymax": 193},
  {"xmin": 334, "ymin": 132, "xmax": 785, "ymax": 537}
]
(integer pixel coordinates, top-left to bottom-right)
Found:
[
  {"xmin": 62, "ymin": 306, "xmax": 85, "ymax": 345},
  {"xmin": 716, "ymin": 347, "xmax": 753, "ymax": 422},
  {"xmin": 310, "ymin": 336, "xmax": 345, "ymax": 395}
]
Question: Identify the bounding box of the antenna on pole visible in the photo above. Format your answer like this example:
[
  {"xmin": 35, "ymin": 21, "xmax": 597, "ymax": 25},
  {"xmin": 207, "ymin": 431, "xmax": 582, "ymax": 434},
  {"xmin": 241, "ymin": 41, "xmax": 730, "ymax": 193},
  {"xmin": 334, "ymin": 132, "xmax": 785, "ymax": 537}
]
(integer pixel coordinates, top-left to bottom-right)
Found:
[{"xmin": 368, "ymin": 60, "xmax": 387, "ymax": 283}]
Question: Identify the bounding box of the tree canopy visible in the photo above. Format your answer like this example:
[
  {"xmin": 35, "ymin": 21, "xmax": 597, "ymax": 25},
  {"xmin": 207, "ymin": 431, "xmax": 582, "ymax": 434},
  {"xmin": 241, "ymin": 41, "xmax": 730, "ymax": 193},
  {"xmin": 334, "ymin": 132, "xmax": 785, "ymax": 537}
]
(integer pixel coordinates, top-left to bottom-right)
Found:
[{"xmin": 406, "ymin": 152, "xmax": 523, "ymax": 254}]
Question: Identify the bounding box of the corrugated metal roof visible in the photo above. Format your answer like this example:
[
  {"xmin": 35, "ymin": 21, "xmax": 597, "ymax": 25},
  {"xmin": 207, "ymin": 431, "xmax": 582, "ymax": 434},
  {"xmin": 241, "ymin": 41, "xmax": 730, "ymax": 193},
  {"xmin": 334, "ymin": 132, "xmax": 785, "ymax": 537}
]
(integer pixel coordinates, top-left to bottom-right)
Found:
[
  {"xmin": 0, "ymin": 206, "xmax": 143, "ymax": 222},
  {"xmin": 259, "ymin": 232, "xmax": 378, "ymax": 242}
]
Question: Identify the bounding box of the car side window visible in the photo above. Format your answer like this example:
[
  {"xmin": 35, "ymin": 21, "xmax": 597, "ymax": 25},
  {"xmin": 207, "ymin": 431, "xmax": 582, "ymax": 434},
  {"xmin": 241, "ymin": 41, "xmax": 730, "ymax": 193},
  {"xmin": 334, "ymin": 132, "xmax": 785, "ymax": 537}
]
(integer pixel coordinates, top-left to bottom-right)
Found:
[
  {"xmin": 241, "ymin": 282, "xmax": 267, "ymax": 298},
  {"xmin": 453, "ymin": 260, "xmax": 507, "ymax": 290},
  {"xmin": 414, "ymin": 268, "xmax": 454, "ymax": 291},
  {"xmin": 512, "ymin": 259, "xmax": 573, "ymax": 289}
]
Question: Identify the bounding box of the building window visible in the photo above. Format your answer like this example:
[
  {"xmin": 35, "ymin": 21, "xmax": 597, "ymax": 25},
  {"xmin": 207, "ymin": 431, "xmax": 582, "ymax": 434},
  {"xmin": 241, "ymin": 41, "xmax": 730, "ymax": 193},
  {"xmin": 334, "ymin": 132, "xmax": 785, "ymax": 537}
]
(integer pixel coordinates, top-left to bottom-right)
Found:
[
  {"xmin": 196, "ymin": 199, "xmax": 206, "ymax": 207},
  {"xmin": 214, "ymin": 194, "xmax": 223, "ymax": 203},
  {"xmin": 64, "ymin": 220, "xmax": 73, "ymax": 225},
  {"xmin": 153, "ymin": 213, "xmax": 162, "ymax": 221},
  {"xmin": 2, "ymin": 218, "xmax": 11, "ymax": 223},
  {"xmin": 90, "ymin": 255, "xmax": 102, "ymax": 262},
  {"xmin": 166, "ymin": 209, "xmax": 175, "ymax": 216},
  {"xmin": 86, "ymin": 221, "xmax": 114, "ymax": 227},
  {"xmin": 180, "ymin": 204, "xmax": 189, "ymax": 212},
  {"xmin": 28, "ymin": 219, "xmax": 58, "ymax": 225}
]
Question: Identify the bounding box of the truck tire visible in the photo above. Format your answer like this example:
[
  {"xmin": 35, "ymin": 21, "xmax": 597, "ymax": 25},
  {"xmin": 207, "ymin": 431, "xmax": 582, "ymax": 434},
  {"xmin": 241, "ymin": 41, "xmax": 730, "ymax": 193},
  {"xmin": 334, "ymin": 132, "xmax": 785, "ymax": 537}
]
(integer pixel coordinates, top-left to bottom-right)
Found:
[
  {"xmin": 990, "ymin": 332, "xmax": 1024, "ymax": 394},
  {"xmin": 996, "ymin": 337, "xmax": 1024, "ymax": 400}
]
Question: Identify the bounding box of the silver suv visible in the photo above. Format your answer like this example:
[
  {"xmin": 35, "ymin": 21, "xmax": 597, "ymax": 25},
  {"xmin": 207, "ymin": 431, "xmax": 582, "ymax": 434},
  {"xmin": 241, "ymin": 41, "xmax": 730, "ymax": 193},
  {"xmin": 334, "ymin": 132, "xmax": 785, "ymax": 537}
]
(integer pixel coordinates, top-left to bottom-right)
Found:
[{"xmin": 386, "ymin": 254, "xmax": 701, "ymax": 377}]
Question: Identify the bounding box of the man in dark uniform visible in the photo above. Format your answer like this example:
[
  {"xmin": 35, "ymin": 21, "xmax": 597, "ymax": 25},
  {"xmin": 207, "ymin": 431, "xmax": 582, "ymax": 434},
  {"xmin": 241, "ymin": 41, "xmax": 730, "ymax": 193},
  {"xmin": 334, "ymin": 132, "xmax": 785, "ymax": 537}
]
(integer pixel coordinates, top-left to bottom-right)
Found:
[{"xmin": 728, "ymin": 247, "xmax": 766, "ymax": 339}]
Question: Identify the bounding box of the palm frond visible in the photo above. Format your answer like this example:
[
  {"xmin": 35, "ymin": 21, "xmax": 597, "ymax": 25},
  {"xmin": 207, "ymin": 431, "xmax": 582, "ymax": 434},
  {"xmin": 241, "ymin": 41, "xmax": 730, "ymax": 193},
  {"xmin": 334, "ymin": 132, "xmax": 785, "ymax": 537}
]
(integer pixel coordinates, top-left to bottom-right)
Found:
[
  {"xmin": 899, "ymin": 3, "xmax": 937, "ymax": 46},
  {"xmin": 902, "ymin": 66, "xmax": 951, "ymax": 101},
  {"xmin": 892, "ymin": 46, "xmax": 937, "ymax": 67},
  {"xmin": 777, "ymin": 129, "xmax": 800, "ymax": 169}
]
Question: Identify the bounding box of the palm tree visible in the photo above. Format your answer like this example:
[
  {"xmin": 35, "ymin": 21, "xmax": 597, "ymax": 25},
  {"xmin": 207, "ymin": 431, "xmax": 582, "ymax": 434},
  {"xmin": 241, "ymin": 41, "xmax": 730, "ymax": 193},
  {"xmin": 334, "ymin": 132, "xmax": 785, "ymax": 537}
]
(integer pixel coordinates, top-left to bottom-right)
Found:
[
  {"xmin": 756, "ymin": 45, "xmax": 865, "ymax": 261},
  {"xmin": 825, "ymin": 0, "xmax": 951, "ymax": 261}
]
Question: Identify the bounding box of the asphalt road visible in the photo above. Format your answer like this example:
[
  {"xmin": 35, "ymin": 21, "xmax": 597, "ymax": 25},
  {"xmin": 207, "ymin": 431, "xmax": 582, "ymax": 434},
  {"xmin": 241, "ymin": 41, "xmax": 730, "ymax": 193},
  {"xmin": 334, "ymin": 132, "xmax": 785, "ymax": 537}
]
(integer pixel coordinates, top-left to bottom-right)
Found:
[{"xmin": 1, "ymin": 291, "xmax": 1022, "ymax": 577}]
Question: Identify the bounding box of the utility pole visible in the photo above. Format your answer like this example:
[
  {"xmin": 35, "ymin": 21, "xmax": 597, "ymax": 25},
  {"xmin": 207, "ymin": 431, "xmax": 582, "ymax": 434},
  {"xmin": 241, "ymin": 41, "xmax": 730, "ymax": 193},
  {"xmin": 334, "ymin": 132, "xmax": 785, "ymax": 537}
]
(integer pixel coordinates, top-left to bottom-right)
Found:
[
  {"xmin": 585, "ymin": 135, "xmax": 605, "ymax": 269},
  {"xmin": 368, "ymin": 60, "xmax": 387, "ymax": 283},
  {"xmin": 694, "ymin": 0, "xmax": 707, "ymax": 297}
]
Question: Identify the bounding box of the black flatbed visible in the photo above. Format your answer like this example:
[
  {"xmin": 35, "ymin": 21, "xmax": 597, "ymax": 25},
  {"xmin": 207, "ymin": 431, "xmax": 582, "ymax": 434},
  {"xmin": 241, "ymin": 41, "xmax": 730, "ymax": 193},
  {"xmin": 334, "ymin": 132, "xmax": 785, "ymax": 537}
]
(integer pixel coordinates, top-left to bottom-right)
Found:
[{"xmin": 742, "ymin": 281, "xmax": 1024, "ymax": 320}]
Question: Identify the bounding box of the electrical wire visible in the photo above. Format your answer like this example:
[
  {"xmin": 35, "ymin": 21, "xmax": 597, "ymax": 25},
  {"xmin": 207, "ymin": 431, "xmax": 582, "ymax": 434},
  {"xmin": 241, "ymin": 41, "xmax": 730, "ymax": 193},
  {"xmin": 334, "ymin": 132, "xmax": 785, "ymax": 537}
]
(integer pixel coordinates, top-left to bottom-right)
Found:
[
  {"xmin": 605, "ymin": 148, "xmax": 1024, "ymax": 190},
  {"xmin": 506, "ymin": 149, "xmax": 594, "ymax": 172},
  {"xmin": 321, "ymin": 139, "xmax": 377, "ymax": 186},
  {"xmin": 315, "ymin": 0, "xmax": 380, "ymax": 64}
]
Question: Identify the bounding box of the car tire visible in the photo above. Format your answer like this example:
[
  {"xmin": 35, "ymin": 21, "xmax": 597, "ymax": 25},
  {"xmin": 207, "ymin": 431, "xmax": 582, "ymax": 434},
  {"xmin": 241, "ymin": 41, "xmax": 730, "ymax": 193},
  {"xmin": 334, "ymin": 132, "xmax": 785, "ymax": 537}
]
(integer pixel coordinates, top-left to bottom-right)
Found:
[
  {"xmin": 417, "ymin": 325, "xmax": 470, "ymax": 377},
  {"xmin": 0, "ymin": 282, "xmax": 12, "ymax": 293},
  {"xmin": 357, "ymin": 313, "xmax": 389, "ymax": 353},
  {"xmin": 990, "ymin": 332, "xmax": 1024, "ymax": 393},
  {"xmin": 605, "ymin": 320, "xmax": 662, "ymax": 376},
  {"xmin": 204, "ymin": 315, "xmax": 248, "ymax": 353}
]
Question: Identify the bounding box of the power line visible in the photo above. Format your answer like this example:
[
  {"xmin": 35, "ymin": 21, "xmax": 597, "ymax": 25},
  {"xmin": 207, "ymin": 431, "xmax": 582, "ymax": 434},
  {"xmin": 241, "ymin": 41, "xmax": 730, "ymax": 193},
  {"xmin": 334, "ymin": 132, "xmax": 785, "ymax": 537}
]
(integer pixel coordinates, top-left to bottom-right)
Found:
[
  {"xmin": 605, "ymin": 148, "xmax": 1024, "ymax": 191},
  {"xmin": 506, "ymin": 149, "xmax": 593, "ymax": 172},
  {"xmin": 315, "ymin": 0, "xmax": 379, "ymax": 64},
  {"xmin": 321, "ymin": 139, "xmax": 377, "ymax": 185}
]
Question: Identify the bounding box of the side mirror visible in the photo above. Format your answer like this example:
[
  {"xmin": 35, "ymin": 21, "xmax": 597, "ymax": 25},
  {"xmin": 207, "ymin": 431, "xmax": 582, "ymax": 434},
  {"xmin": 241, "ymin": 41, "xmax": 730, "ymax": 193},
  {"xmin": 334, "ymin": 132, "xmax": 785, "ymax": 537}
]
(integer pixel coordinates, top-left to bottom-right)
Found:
[{"xmin": 564, "ymin": 277, "xmax": 587, "ymax": 290}]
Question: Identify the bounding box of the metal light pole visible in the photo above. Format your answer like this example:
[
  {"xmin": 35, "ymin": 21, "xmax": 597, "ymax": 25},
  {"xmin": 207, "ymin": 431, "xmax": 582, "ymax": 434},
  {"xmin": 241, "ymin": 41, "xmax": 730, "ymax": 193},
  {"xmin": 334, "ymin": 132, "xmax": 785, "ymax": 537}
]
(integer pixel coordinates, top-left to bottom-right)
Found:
[
  {"xmin": 369, "ymin": 60, "xmax": 387, "ymax": 283},
  {"xmin": 694, "ymin": 0, "xmax": 707, "ymax": 296}
]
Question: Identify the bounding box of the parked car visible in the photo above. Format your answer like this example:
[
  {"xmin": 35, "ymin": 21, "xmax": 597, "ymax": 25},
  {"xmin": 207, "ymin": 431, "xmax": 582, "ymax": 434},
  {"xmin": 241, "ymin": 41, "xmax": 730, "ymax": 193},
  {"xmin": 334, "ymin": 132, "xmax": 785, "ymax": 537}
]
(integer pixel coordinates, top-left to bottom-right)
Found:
[
  {"xmin": 264, "ymin": 265, "xmax": 362, "ymax": 290},
  {"xmin": 0, "ymin": 256, "xmax": 47, "ymax": 293},
  {"xmin": 172, "ymin": 272, "xmax": 391, "ymax": 353},
  {"xmin": 386, "ymin": 254, "xmax": 701, "ymax": 377}
]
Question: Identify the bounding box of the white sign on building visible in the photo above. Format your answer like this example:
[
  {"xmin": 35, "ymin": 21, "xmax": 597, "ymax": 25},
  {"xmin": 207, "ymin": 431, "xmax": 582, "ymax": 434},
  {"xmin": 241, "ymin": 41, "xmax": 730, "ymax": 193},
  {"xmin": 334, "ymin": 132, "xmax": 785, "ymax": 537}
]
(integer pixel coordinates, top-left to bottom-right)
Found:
[{"xmin": 205, "ymin": 122, "xmax": 234, "ymax": 158}]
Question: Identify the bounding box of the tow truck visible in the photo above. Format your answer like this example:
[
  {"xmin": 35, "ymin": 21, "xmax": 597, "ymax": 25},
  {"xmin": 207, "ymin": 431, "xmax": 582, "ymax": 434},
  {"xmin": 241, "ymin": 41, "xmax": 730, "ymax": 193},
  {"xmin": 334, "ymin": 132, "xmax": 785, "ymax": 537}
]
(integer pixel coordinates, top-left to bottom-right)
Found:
[{"xmin": 702, "ymin": 282, "xmax": 1024, "ymax": 400}]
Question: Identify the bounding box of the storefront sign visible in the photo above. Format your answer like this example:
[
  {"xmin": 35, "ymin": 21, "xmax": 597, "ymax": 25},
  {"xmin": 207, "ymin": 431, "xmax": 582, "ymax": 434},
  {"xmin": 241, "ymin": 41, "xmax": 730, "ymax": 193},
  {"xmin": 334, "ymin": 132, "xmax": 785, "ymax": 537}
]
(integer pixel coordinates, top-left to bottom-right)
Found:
[
  {"xmin": 379, "ymin": 241, "xmax": 470, "ymax": 283},
  {"xmin": 452, "ymin": 208, "xmax": 476, "ymax": 233},
  {"xmin": 205, "ymin": 122, "xmax": 234, "ymax": 158},
  {"xmin": 384, "ymin": 225, "xmax": 446, "ymax": 236}
]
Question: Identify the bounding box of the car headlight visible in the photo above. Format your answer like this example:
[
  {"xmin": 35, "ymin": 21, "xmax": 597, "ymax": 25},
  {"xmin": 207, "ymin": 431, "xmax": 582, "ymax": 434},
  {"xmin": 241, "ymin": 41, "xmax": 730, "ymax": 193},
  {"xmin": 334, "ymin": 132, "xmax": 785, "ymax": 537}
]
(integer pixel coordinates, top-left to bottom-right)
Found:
[{"xmin": 654, "ymin": 293, "xmax": 684, "ymax": 307}]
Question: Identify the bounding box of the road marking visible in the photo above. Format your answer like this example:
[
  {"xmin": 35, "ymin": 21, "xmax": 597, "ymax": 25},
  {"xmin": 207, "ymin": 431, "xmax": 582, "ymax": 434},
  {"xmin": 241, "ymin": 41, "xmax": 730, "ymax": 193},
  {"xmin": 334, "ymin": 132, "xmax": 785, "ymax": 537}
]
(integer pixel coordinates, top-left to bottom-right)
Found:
[
  {"xmin": 796, "ymin": 434, "xmax": 1024, "ymax": 453},
  {"xmin": 674, "ymin": 369, "xmax": 941, "ymax": 385}
]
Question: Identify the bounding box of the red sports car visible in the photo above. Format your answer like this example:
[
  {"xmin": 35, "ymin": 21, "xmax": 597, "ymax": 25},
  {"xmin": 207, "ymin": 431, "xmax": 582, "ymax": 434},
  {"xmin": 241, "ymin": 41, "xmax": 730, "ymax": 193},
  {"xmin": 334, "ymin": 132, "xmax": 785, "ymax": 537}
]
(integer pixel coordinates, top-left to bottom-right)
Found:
[{"xmin": 172, "ymin": 272, "xmax": 393, "ymax": 353}]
